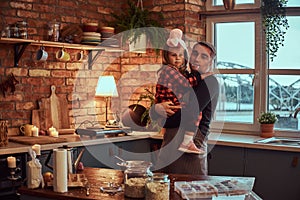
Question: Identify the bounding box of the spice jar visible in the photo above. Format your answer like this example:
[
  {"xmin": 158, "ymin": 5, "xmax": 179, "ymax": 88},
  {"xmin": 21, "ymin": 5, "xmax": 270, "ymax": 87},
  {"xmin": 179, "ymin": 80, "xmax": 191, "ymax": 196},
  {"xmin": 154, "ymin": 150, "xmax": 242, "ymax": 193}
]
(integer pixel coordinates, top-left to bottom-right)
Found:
[
  {"xmin": 145, "ymin": 173, "xmax": 170, "ymax": 200},
  {"xmin": 17, "ymin": 21, "xmax": 28, "ymax": 39},
  {"xmin": 124, "ymin": 161, "xmax": 153, "ymax": 198}
]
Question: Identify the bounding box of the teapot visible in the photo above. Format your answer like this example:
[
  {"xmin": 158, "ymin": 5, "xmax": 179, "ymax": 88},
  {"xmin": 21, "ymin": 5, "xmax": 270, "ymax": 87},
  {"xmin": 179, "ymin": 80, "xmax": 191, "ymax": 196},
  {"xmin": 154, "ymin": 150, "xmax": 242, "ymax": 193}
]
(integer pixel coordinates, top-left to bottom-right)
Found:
[{"xmin": 45, "ymin": 145, "xmax": 84, "ymax": 174}]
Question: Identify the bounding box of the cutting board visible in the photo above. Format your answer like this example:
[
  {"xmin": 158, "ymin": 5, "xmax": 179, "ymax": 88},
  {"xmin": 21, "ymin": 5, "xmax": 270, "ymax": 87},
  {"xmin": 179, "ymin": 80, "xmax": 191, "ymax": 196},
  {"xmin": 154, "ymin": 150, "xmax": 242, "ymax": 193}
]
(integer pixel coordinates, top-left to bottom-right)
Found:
[
  {"xmin": 50, "ymin": 85, "xmax": 60, "ymax": 129},
  {"xmin": 9, "ymin": 136, "xmax": 67, "ymax": 145},
  {"xmin": 31, "ymin": 85, "xmax": 70, "ymax": 131}
]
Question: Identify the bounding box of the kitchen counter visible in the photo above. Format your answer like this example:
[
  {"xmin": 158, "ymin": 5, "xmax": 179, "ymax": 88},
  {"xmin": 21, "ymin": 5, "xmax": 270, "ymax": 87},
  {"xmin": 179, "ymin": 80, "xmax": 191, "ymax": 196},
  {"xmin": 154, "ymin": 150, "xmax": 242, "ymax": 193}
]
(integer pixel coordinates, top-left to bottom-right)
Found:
[
  {"xmin": 18, "ymin": 167, "xmax": 262, "ymax": 200},
  {"xmin": 1, "ymin": 131, "xmax": 300, "ymax": 156}
]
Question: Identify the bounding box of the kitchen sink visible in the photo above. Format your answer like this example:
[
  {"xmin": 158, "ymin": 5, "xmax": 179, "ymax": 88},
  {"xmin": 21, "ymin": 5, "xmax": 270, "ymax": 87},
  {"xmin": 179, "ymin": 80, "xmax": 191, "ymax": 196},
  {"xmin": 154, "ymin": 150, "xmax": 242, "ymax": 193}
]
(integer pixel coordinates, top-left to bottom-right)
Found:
[{"xmin": 255, "ymin": 137, "xmax": 300, "ymax": 146}]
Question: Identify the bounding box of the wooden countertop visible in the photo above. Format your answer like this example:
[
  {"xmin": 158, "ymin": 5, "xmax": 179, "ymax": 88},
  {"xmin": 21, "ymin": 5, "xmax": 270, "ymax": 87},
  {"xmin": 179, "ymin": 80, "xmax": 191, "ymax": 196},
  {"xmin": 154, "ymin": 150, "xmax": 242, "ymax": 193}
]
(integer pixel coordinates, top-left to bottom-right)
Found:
[
  {"xmin": 18, "ymin": 167, "xmax": 261, "ymax": 200},
  {"xmin": 1, "ymin": 132, "xmax": 300, "ymax": 156}
]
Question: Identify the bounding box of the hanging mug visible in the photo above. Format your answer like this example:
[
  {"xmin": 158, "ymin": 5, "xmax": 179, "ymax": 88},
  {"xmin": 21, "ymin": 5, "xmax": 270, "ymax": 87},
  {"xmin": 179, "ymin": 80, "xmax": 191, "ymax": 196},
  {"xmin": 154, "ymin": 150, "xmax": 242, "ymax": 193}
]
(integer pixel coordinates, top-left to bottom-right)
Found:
[
  {"xmin": 36, "ymin": 46, "xmax": 48, "ymax": 61},
  {"xmin": 56, "ymin": 48, "xmax": 70, "ymax": 62},
  {"xmin": 76, "ymin": 50, "xmax": 85, "ymax": 62}
]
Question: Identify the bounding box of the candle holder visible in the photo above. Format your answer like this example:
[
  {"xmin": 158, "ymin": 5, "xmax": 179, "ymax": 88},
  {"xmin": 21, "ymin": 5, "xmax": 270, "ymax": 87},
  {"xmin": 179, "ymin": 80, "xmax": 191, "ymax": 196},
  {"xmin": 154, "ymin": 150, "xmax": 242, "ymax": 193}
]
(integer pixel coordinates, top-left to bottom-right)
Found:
[{"xmin": 8, "ymin": 167, "xmax": 21, "ymax": 181}]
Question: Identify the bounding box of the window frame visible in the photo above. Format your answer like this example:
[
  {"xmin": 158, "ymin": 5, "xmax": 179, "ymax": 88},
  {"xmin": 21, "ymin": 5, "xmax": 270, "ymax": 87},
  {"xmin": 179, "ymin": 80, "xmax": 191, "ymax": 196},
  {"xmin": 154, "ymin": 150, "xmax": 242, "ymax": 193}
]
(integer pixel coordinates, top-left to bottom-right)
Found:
[
  {"xmin": 206, "ymin": 0, "xmax": 260, "ymax": 11},
  {"xmin": 205, "ymin": 7, "xmax": 300, "ymax": 136}
]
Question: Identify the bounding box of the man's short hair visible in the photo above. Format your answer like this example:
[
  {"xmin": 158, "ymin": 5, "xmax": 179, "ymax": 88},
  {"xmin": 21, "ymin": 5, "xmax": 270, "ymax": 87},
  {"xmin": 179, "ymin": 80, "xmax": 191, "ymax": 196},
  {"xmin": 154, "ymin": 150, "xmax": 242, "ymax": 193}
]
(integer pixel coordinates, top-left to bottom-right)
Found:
[{"xmin": 196, "ymin": 41, "xmax": 216, "ymax": 58}]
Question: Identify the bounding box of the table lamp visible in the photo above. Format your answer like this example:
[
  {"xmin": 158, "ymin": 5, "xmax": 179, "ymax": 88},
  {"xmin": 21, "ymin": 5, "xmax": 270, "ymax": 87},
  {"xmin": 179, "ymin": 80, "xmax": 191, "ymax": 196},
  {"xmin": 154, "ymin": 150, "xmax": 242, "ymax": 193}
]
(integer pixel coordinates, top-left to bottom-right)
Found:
[{"xmin": 95, "ymin": 75, "xmax": 118, "ymax": 123}]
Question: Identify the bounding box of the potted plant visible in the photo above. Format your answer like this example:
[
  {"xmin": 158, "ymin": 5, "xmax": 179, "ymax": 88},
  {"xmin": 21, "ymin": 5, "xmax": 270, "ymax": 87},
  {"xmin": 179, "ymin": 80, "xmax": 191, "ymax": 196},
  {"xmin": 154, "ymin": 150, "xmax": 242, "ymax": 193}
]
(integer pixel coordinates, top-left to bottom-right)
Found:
[
  {"xmin": 121, "ymin": 88, "xmax": 160, "ymax": 132},
  {"xmin": 257, "ymin": 111, "xmax": 278, "ymax": 138},
  {"xmin": 261, "ymin": 0, "xmax": 289, "ymax": 62},
  {"xmin": 111, "ymin": 0, "xmax": 167, "ymax": 54}
]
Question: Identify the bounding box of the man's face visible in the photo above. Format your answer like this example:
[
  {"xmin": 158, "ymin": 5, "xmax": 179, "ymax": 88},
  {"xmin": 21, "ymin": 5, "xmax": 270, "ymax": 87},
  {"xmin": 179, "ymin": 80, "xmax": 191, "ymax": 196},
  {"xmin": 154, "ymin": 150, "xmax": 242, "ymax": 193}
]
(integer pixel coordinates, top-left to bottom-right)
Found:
[
  {"xmin": 190, "ymin": 44, "xmax": 213, "ymax": 73},
  {"xmin": 167, "ymin": 46, "xmax": 185, "ymax": 68}
]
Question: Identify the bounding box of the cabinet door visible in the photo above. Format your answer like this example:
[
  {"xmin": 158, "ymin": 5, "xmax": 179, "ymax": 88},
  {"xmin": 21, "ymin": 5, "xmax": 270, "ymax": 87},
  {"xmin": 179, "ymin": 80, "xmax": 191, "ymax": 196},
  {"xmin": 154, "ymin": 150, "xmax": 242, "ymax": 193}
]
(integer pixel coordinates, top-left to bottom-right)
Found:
[
  {"xmin": 208, "ymin": 145, "xmax": 245, "ymax": 176},
  {"xmin": 115, "ymin": 139, "xmax": 153, "ymax": 163},
  {"xmin": 245, "ymin": 148, "xmax": 300, "ymax": 200},
  {"xmin": 81, "ymin": 139, "xmax": 154, "ymax": 169},
  {"xmin": 81, "ymin": 143, "xmax": 116, "ymax": 168}
]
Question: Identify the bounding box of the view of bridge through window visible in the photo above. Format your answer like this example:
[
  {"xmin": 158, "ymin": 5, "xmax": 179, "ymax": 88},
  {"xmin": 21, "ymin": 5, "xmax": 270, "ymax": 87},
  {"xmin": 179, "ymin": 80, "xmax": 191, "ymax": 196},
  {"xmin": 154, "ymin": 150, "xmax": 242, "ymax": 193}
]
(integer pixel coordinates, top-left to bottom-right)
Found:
[{"xmin": 213, "ymin": 16, "xmax": 300, "ymax": 131}]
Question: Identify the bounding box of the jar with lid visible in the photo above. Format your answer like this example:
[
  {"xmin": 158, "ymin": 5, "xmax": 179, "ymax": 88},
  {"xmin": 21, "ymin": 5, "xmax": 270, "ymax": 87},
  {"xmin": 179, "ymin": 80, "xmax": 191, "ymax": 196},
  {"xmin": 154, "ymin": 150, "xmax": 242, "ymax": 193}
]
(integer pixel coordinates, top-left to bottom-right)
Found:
[
  {"xmin": 10, "ymin": 25, "xmax": 19, "ymax": 38},
  {"xmin": 17, "ymin": 21, "xmax": 28, "ymax": 39},
  {"xmin": 47, "ymin": 21, "xmax": 60, "ymax": 42},
  {"xmin": 145, "ymin": 173, "xmax": 170, "ymax": 200},
  {"xmin": 124, "ymin": 161, "xmax": 153, "ymax": 198}
]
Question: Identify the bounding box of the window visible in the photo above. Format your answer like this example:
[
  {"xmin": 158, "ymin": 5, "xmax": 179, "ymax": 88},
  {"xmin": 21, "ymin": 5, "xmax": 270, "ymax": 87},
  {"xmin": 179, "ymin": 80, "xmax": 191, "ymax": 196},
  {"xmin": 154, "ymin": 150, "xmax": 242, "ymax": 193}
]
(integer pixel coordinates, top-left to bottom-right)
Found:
[
  {"xmin": 206, "ymin": 0, "xmax": 260, "ymax": 11},
  {"xmin": 205, "ymin": 2, "xmax": 300, "ymax": 135}
]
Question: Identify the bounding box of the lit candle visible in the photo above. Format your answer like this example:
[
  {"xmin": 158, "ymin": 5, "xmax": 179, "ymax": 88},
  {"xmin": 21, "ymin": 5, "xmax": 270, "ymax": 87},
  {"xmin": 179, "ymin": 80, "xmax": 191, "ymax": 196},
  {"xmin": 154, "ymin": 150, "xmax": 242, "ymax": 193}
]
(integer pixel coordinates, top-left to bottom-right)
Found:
[
  {"xmin": 31, "ymin": 126, "xmax": 39, "ymax": 137},
  {"xmin": 48, "ymin": 126, "xmax": 56, "ymax": 136},
  {"xmin": 32, "ymin": 144, "xmax": 41, "ymax": 156},
  {"xmin": 7, "ymin": 156, "xmax": 16, "ymax": 168},
  {"xmin": 52, "ymin": 130, "xmax": 59, "ymax": 137}
]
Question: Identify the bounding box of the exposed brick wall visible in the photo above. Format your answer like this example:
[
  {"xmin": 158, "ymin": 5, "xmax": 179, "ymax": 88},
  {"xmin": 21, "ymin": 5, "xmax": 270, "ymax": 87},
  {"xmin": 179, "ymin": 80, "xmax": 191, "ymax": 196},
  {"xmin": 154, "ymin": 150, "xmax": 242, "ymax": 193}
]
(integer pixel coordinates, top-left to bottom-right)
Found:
[{"xmin": 0, "ymin": 0, "xmax": 205, "ymax": 135}]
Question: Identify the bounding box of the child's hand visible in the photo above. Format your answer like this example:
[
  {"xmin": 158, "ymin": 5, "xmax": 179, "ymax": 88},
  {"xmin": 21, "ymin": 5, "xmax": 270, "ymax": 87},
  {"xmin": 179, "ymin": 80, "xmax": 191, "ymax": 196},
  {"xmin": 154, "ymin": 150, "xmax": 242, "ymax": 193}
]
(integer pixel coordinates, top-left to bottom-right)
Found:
[{"xmin": 201, "ymin": 72, "xmax": 214, "ymax": 80}]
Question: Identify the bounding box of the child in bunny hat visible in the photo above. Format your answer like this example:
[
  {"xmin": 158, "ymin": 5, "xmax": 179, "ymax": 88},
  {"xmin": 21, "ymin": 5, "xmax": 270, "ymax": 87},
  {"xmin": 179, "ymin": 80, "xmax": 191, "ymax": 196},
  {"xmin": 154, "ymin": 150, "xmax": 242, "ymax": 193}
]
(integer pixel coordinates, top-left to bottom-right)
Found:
[{"xmin": 155, "ymin": 28, "xmax": 206, "ymax": 154}]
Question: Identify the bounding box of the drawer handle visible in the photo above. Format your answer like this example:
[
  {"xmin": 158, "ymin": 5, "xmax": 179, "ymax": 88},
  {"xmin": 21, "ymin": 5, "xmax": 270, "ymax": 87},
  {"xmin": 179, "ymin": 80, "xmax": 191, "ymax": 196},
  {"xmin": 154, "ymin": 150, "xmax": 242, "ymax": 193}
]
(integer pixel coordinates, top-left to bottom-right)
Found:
[{"xmin": 291, "ymin": 156, "xmax": 298, "ymax": 168}]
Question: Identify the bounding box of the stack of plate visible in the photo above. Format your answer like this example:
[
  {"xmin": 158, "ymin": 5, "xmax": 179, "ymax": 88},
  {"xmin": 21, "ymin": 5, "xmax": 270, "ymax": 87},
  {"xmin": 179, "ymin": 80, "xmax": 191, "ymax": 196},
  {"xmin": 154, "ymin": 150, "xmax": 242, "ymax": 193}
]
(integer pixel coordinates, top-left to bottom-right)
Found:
[{"xmin": 81, "ymin": 32, "xmax": 101, "ymax": 45}]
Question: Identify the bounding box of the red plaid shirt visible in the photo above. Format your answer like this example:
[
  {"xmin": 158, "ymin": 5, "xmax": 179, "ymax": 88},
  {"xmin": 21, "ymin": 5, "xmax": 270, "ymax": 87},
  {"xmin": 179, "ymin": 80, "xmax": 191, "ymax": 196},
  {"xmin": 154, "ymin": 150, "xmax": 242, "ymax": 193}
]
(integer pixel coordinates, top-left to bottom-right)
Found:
[{"xmin": 155, "ymin": 65, "xmax": 198, "ymax": 106}]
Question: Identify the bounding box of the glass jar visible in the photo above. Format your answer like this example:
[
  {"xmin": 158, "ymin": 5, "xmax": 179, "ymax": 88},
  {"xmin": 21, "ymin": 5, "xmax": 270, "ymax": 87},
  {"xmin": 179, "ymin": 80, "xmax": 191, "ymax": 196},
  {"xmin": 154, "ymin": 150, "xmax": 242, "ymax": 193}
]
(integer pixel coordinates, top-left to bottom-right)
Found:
[
  {"xmin": 17, "ymin": 21, "xmax": 28, "ymax": 39},
  {"xmin": 145, "ymin": 173, "xmax": 170, "ymax": 200},
  {"xmin": 48, "ymin": 21, "xmax": 60, "ymax": 42},
  {"xmin": 124, "ymin": 161, "xmax": 152, "ymax": 198},
  {"xmin": 10, "ymin": 25, "xmax": 19, "ymax": 38}
]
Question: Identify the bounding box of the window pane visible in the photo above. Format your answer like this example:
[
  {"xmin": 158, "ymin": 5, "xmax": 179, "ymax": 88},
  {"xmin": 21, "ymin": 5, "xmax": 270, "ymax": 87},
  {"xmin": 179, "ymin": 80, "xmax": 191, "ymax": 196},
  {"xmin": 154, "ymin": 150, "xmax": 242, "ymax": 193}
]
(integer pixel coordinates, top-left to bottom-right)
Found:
[
  {"xmin": 215, "ymin": 22, "xmax": 255, "ymax": 69},
  {"xmin": 269, "ymin": 75, "xmax": 300, "ymax": 131},
  {"xmin": 214, "ymin": 0, "xmax": 255, "ymax": 6},
  {"xmin": 269, "ymin": 16, "xmax": 300, "ymax": 69},
  {"xmin": 216, "ymin": 74, "xmax": 254, "ymax": 123},
  {"xmin": 287, "ymin": 0, "xmax": 300, "ymax": 7}
]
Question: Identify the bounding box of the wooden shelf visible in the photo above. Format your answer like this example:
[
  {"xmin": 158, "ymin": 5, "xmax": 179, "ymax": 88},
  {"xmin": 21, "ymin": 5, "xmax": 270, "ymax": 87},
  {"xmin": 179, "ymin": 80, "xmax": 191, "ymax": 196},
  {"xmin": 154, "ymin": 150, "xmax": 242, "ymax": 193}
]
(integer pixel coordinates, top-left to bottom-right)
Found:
[
  {"xmin": 0, "ymin": 37, "xmax": 123, "ymax": 68},
  {"xmin": 0, "ymin": 37, "xmax": 122, "ymax": 51}
]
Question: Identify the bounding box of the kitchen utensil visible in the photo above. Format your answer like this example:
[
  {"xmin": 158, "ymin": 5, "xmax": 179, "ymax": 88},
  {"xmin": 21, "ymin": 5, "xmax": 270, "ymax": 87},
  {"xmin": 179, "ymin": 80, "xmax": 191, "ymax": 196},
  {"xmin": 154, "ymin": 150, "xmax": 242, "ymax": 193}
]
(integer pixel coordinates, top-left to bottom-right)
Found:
[
  {"xmin": 50, "ymin": 85, "xmax": 60, "ymax": 129},
  {"xmin": 114, "ymin": 155, "xmax": 125, "ymax": 163}
]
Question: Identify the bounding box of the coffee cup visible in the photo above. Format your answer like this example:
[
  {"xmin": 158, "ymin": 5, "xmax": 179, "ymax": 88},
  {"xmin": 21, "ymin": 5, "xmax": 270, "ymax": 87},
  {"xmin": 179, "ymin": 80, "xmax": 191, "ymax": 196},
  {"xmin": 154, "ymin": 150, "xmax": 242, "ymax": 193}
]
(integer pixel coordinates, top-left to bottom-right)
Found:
[
  {"xmin": 76, "ymin": 50, "xmax": 85, "ymax": 62},
  {"xmin": 56, "ymin": 48, "xmax": 70, "ymax": 62},
  {"xmin": 20, "ymin": 124, "xmax": 34, "ymax": 136},
  {"xmin": 36, "ymin": 46, "xmax": 48, "ymax": 61}
]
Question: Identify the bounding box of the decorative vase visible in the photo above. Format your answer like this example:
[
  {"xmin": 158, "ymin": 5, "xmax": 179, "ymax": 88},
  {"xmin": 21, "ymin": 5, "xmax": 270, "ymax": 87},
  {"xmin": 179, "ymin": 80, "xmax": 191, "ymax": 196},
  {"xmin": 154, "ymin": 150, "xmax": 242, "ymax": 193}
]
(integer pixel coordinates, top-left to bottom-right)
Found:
[
  {"xmin": 260, "ymin": 124, "xmax": 275, "ymax": 138},
  {"xmin": 223, "ymin": 0, "xmax": 235, "ymax": 10}
]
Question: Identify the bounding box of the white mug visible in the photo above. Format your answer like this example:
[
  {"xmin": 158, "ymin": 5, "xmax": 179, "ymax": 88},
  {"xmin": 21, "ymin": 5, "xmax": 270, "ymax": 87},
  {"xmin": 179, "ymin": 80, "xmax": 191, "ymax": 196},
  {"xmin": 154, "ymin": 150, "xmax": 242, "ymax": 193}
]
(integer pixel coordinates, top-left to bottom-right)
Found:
[
  {"xmin": 36, "ymin": 46, "xmax": 48, "ymax": 61},
  {"xmin": 56, "ymin": 48, "xmax": 70, "ymax": 62}
]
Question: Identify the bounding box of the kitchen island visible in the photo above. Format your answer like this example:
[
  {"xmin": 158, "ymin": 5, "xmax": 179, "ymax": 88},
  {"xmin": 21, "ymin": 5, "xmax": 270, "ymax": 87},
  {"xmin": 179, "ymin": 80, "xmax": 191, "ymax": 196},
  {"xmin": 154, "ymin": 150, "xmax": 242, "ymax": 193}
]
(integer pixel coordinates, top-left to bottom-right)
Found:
[{"xmin": 18, "ymin": 167, "xmax": 261, "ymax": 200}]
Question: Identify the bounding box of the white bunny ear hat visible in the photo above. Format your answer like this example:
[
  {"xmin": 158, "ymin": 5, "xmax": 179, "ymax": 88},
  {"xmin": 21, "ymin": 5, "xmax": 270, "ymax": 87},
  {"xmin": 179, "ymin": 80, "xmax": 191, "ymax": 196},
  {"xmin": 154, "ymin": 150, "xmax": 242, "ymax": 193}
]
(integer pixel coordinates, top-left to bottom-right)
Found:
[{"xmin": 166, "ymin": 28, "xmax": 189, "ymax": 64}]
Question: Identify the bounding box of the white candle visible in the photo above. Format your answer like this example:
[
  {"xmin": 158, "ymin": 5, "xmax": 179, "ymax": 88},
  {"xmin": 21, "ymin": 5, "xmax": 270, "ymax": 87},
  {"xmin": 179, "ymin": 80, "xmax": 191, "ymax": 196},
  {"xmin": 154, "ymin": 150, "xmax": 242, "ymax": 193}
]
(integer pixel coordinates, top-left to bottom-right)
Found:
[
  {"xmin": 7, "ymin": 156, "xmax": 16, "ymax": 168},
  {"xmin": 31, "ymin": 126, "xmax": 39, "ymax": 137},
  {"xmin": 32, "ymin": 144, "xmax": 41, "ymax": 156},
  {"xmin": 52, "ymin": 130, "xmax": 59, "ymax": 137},
  {"xmin": 48, "ymin": 126, "xmax": 56, "ymax": 136}
]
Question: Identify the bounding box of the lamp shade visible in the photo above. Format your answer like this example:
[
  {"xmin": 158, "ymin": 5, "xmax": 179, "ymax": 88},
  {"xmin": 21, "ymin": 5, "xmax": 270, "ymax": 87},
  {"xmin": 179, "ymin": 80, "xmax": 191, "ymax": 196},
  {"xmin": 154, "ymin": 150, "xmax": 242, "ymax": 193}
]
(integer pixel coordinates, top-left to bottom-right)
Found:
[{"xmin": 95, "ymin": 75, "xmax": 118, "ymax": 97}]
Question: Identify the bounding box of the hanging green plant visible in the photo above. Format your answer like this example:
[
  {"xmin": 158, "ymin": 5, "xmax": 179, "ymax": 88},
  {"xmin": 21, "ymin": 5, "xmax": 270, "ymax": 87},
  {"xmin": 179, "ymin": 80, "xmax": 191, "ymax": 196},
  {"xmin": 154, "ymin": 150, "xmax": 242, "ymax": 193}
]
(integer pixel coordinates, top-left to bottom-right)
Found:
[
  {"xmin": 261, "ymin": 0, "xmax": 289, "ymax": 62},
  {"xmin": 110, "ymin": 0, "xmax": 168, "ymax": 54}
]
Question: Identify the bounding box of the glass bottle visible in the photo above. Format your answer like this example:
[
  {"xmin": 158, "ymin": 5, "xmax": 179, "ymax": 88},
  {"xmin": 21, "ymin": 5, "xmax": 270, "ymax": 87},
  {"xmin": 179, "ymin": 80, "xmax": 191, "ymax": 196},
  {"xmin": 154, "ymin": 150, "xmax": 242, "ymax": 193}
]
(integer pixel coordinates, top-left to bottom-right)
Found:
[
  {"xmin": 124, "ymin": 161, "xmax": 152, "ymax": 198},
  {"xmin": 145, "ymin": 173, "xmax": 170, "ymax": 200},
  {"xmin": 17, "ymin": 21, "xmax": 28, "ymax": 39}
]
